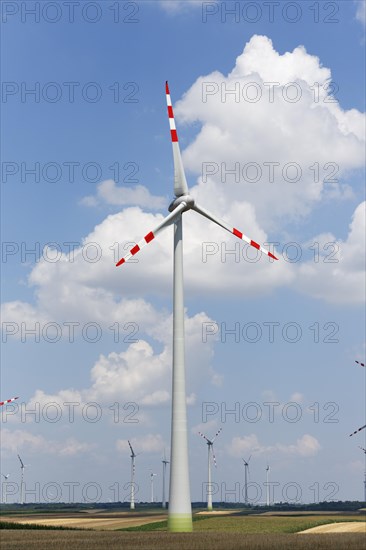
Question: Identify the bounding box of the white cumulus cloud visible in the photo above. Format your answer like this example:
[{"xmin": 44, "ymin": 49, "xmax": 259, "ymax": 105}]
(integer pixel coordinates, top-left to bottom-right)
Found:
[
  {"xmin": 228, "ymin": 433, "xmax": 321, "ymax": 457},
  {"xmin": 81, "ymin": 179, "xmax": 167, "ymax": 210}
]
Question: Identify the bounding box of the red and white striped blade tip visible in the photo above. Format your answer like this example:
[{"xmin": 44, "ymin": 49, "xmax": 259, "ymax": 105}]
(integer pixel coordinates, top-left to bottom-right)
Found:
[
  {"xmin": 232, "ymin": 228, "xmax": 278, "ymax": 260},
  {"xmin": 0, "ymin": 396, "xmax": 19, "ymax": 406},
  {"xmin": 116, "ymin": 231, "xmax": 155, "ymax": 267}
]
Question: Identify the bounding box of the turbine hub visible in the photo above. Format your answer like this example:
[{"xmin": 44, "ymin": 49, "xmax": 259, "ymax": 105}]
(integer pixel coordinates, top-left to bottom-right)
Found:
[{"xmin": 168, "ymin": 194, "xmax": 194, "ymax": 212}]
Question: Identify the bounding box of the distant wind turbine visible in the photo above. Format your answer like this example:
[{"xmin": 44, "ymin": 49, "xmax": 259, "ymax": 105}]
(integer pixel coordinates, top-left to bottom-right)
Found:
[
  {"xmin": 17, "ymin": 454, "xmax": 26, "ymax": 505},
  {"xmin": 162, "ymin": 450, "xmax": 170, "ymax": 509},
  {"xmin": 266, "ymin": 464, "xmax": 270, "ymax": 506},
  {"xmin": 242, "ymin": 456, "xmax": 251, "ymax": 506},
  {"xmin": 1, "ymin": 473, "xmax": 11, "ymax": 504},
  {"xmin": 198, "ymin": 428, "xmax": 222, "ymax": 510},
  {"xmin": 360, "ymin": 446, "xmax": 366, "ymax": 503},
  {"xmin": 115, "ymin": 82, "xmax": 278, "ymax": 531},
  {"xmin": 127, "ymin": 440, "xmax": 140, "ymax": 510},
  {"xmin": 150, "ymin": 471, "xmax": 157, "ymax": 503},
  {"xmin": 349, "ymin": 360, "xmax": 366, "ymax": 437}
]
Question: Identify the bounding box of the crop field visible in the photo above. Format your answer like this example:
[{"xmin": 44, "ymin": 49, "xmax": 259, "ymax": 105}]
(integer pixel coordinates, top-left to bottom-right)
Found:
[
  {"xmin": 1, "ymin": 510, "xmax": 365, "ymax": 549},
  {"xmin": 1, "ymin": 511, "xmax": 168, "ymax": 530}
]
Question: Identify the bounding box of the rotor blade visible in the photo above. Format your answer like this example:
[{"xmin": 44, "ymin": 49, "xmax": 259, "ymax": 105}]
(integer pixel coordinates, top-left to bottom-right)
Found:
[
  {"xmin": 198, "ymin": 431, "xmax": 211, "ymax": 444},
  {"xmin": 359, "ymin": 446, "xmax": 366, "ymax": 454},
  {"xmin": 116, "ymin": 202, "xmax": 187, "ymax": 267},
  {"xmin": 212, "ymin": 427, "xmax": 222, "ymax": 442},
  {"xmin": 248, "ymin": 455, "xmax": 252, "ymax": 463},
  {"xmin": 192, "ymin": 203, "xmax": 278, "ymax": 260},
  {"xmin": 127, "ymin": 440, "xmax": 135, "ymax": 456},
  {"xmin": 17, "ymin": 454, "xmax": 24, "ymax": 468},
  {"xmin": 355, "ymin": 360, "xmax": 365, "ymax": 367},
  {"xmin": 0, "ymin": 396, "xmax": 19, "ymax": 406},
  {"xmin": 349, "ymin": 425, "xmax": 366, "ymax": 437},
  {"xmin": 165, "ymin": 81, "xmax": 189, "ymax": 198}
]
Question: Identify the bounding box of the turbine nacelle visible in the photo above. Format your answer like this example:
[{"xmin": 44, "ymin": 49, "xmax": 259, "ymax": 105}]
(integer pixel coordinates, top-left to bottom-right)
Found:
[{"xmin": 168, "ymin": 194, "xmax": 195, "ymax": 213}]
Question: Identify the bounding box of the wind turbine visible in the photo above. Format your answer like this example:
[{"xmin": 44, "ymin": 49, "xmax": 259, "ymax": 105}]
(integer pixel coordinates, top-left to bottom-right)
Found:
[
  {"xmin": 0, "ymin": 397, "xmax": 18, "ymax": 406},
  {"xmin": 115, "ymin": 82, "xmax": 278, "ymax": 531},
  {"xmin": 198, "ymin": 428, "xmax": 222, "ymax": 510},
  {"xmin": 349, "ymin": 359, "xmax": 366, "ymax": 437},
  {"xmin": 18, "ymin": 454, "xmax": 26, "ymax": 505},
  {"xmin": 242, "ymin": 455, "xmax": 251, "ymax": 506},
  {"xmin": 127, "ymin": 440, "xmax": 139, "ymax": 510},
  {"xmin": 162, "ymin": 450, "xmax": 170, "ymax": 509},
  {"xmin": 265, "ymin": 464, "xmax": 270, "ymax": 506},
  {"xmin": 360, "ymin": 446, "xmax": 366, "ymax": 502},
  {"xmin": 1, "ymin": 474, "xmax": 11, "ymax": 504},
  {"xmin": 150, "ymin": 471, "xmax": 157, "ymax": 503}
]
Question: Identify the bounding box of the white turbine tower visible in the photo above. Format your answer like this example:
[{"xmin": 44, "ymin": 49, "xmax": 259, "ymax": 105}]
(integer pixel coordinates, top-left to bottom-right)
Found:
[
  {"xmin": 18, "ymin": 454, "xmax": 26, "ymax": 505},
  {"xmin": 162, "ymin": 450, "xmax": 170, "ymax": 509},
  {"xmin": 127, "ymin": 440, "xmax": 139, "ymax": 510},
  {"xmin": 115, "ymin": 82, "xmax": 278, "ymax": 531},
  {"xmin": 150, "ymin": 471, "xmax": 157, "ymax": 503},
  {"xmin": 265, "ymin": 464, "xmax": 270, "ymax": 507},
  {"xmin": 198, "ymin": 428, "xmax": 222, "ymax": 510},
  {"xmin": 242, "ymin": 456, "xmax": 251, "ymax": 506}
]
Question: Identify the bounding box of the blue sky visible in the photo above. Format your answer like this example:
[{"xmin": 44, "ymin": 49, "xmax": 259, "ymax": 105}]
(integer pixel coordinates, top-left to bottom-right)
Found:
[{"xmin": 1, "ymin": 1, "xmax": 365, "ymax": 505}]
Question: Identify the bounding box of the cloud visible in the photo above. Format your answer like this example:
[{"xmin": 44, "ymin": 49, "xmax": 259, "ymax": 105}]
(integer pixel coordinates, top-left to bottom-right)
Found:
[
  {"xmin": 355, "ymin": 0, "xmax": 366, "ymax": 26},
  {"xmin": 116, "ymin": 433, "xmax": 165, "ymax": 454},
  {"xmin": 81, "ymin": 180, "xmax": 166, "ymax": 210},
  {"xmin": 7, "ymin": 309, "xmax": 219, "ymax": 414},
  {"xmin": 158, "ymin": 0, "xmax": 201, "ymax": 14},
  {"xmin": 227, "ymin": 434, "xmax": 261, "ymax": 457},
  {"xmin": 1, "ymin": 428, "xmax": 94, "ymax": 456},
  {"xmin": 296, "ymin": 201, "xmax": 366, "ymax": 304},
  {"xmin": 228, "ymin": 433, "xmax": 321, "ymax": 457},
  {"xmin": 276, "ymin": 434, "xmax": 321, "ymax": 457},
  {"xmin": 174, "ymin": 35, "xmax": 364, "ymax": 229}
]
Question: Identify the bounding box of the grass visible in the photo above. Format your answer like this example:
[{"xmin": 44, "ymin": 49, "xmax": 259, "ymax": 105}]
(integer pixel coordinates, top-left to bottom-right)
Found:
[{"xmin": 0, "ymin": 530, "xmax": 365, "ymax": 549}]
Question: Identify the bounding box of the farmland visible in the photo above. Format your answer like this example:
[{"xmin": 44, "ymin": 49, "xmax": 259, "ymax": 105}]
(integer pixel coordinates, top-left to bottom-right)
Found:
[{"xmin": 1, "ymin": 508, "xmax": 365, "ymax": 549}]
